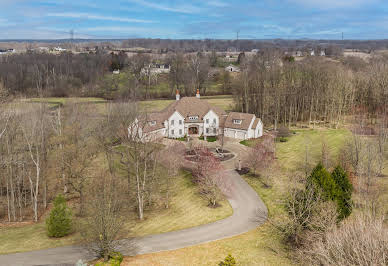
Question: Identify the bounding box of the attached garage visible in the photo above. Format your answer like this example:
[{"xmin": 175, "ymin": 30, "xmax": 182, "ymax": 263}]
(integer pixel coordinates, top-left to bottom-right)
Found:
[{"xmin": 236, "ymin": 131, "xmax": 246, "ymax": 140}]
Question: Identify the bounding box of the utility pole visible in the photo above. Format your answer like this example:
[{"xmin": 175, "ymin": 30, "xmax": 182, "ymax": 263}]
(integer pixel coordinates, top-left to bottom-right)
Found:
[{"xmin": 236, "ymin": 29, "xmax": 240, "ymax": 51}]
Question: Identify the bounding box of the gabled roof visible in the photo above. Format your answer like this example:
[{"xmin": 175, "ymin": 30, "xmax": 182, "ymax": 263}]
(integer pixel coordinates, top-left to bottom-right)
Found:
[
  {"xmin": 252, "ymin": 118, "xmax": 261, "ymax": 129},
  {"xmin": 224, "ymin": 112, "xmax": 255, "ymax": 130},
  {"xmin": 160, "ymin": 97, "xmax": 226, "ymax": 122}
]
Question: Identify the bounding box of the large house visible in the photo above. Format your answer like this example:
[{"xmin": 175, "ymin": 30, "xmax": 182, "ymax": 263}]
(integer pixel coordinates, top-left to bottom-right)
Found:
[{"xmin": 134, "ymin": 90, "xmax": 263, "ymax": 141}]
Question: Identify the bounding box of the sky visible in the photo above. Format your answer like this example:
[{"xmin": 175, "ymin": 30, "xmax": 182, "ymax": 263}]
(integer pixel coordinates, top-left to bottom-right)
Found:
[{"xmin": 0, "ymin": 0, "xmax": 388, "ymax": 40}]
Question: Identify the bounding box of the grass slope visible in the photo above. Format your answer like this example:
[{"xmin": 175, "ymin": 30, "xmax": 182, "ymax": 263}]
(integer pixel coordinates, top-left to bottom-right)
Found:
[{"xmin": 0, "ymin": 172, "xmax": 232, "ymax": 254}]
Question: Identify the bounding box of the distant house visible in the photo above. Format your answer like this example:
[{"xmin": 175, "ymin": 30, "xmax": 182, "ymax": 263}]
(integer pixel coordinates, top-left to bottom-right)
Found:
[
  {"xmin": 54, "ymin": 47, "xmax": 66, "ymax": 52},
  {"xmin": 0, "ymin": 48, "xmax": 15, "ymax": 55},
  {"xmin": 310, "ymin": 50, "xmax": 315, "ymax": 56},
  {"xmin": 130, "ymin": 90, "xmax": 263, "ymax": 141},
  {"xmin": 142, "ymin": 63, "xmax": 170, "ymax": 74},
  {"xmin": 113, "ymin": 69, "xmax": 120, "ymax": 74},
  {"xmin": 225, "ymin": 65, "xmax": 240, "ymax": 72},
  {"xmin": 320, "ymin": 50, "xmax": 326, "ymax": 56},
  {"xmin": 295, "ymin": 51, "xmax": 303, "ymax": 57},
  {"xmin": 225, "ymin": 54, "xmax": 237, "ymax": 62},
  {"xmin": 251, "ymin": 49, "xmax": 260, "ymax": 53}
]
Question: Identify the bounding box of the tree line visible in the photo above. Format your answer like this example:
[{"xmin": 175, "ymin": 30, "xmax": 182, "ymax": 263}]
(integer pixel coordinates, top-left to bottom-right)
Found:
[{"xmin": 233, "ymin": 49, "xmax": 388, "ymax": 128}]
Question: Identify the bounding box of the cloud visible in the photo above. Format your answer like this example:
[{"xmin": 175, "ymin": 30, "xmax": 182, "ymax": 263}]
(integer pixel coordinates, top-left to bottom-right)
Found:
[
  {"xmin": 128, "ymin": 0, "xmax": 202, "ymax": 14},
  {"xmin": 287, "ymin": 0, "xmax": 379, "ymax": 9},
  {"xmin": 47, "ymin": 12, "xmax": 154, "ymax": 23}
]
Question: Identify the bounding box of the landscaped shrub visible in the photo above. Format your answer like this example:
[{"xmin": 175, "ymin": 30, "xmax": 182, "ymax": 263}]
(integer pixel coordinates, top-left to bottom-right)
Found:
[
  {"xmin": 46, "ymin": 194, "xmax": 72, "ymax": 237},
  {"xmin": 219, "ymin": 254, "xmax": 236, "ymax": 266},
  {"xmin": 277, "ymin": 137, "xmax": 288, "ymax": 142},
  {"xmin": 95, "ymin": 251, "xmax": 124, "ymax": 266}
]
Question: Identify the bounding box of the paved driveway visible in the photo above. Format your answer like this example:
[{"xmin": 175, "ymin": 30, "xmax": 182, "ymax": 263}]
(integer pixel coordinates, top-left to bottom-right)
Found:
[{"xmin": 0, "ymin": 142, "xmax": 267, "ymax": 266}]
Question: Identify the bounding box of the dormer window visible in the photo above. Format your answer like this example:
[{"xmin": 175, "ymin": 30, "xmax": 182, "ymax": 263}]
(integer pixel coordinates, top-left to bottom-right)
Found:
[
  {"xmin": 233, "ymin": 119, "xmax": 242, "ymax": 125},
  {"xmin": 149, "ymin": 120, "xmax": 156, "ymax": 126},
  {"xmin": 189, "ymin": 116, "xmax": 199, "ymax": 121}
]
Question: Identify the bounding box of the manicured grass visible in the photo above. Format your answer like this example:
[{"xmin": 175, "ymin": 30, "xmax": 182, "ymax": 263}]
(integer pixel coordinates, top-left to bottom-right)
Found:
[
  {"xmin": 276, "ymin": 128, "xmax": 351, "ymax": 172},
  {"xmin": 139, "ymin": 95, "xmax": 234, "ymax": 113},
  {"xmin": 22, "ymin": 97, "xmax": 106, "ymax": 108},
  {"xmin": 124, "ymin": 128, "xmax": 352, "ymax": 265},
  {"xmin": 138, "ymin": 99, "xmax": 174, "ymax": 112},
  {"xmin": 0, "ymin": 172, "xmax": 232, "ymax": 254},
  {"xmin": 199, "ymin": 136, "xmax": 217, "ymax": 142}
]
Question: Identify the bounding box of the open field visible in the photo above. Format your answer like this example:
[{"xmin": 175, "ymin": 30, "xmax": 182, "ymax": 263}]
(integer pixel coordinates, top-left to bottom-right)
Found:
[
  {"xmin": 123, "ymin": 128, "xmax": 354, "ymax": 265},
  {"xmin": 19, "ymin": 95, "xmax": 235, "ymax": 114},
  {"xmin": 139, "ymin": 95, "xmax": 234, "ymax": 113},
  {"xmin": 0, "ymin": 172, "xmax": 232, "ymax": 254}
]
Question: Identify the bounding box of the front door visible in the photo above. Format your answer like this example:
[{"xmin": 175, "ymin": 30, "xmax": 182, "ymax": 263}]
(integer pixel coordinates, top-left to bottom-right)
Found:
[{"xmin": 188, "ymin": 126, "xmax": 198, "ymax": 135}]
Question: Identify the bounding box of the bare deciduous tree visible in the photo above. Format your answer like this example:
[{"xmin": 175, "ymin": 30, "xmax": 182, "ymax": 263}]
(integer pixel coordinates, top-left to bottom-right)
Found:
[
  {"xmin": 83, "ymin": 171, "xmax": 128, "ymax": 261},
  {"xmin": 159, "ymin": 142, "xmax": 185, "ymax": 208}
]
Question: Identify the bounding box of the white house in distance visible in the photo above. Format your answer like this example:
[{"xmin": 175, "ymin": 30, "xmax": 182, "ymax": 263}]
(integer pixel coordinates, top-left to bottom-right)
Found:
[
  {"xmin": 225, "ymin": 65, "xmax": 241, "ymax": 73},
  {"xmin": 135, "ymin": 90, "xmax": 263, "ymax": 140}
]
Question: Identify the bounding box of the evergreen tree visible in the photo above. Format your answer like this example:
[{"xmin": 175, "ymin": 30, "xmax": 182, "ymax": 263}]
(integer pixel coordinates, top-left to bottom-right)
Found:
[
  {"xmin": 46, "ymin": 194, "xmax": 72, "ymax": 237},
  {"xmin": 307, "ymin": 163, "xmax": 337, "ymax": 201},
  {"xmin": 219, "ymin": 254, "xmax": 236, "ymax": 266},
  {"xmin": 331, "ymin": 166, "xmax": 353, "ymax": 219}
]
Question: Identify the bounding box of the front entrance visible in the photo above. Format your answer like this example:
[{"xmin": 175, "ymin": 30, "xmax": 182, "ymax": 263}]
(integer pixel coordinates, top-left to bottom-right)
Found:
[{"xmin": 188, "ymin": 126, "xmax": 198, "ymax": 135}]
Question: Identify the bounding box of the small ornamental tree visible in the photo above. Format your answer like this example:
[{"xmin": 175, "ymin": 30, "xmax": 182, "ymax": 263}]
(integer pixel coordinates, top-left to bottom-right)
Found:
[
  {"xmin": 219, "ymin": 254, "xmax": 236, "ymax": 266},
  {"xmin": 46, "ymin": 194, "xmax": 72, "ymax": 237},
  {"xmin": 331, "ymin": 166, "xmax": 353, "ymax": 219}
]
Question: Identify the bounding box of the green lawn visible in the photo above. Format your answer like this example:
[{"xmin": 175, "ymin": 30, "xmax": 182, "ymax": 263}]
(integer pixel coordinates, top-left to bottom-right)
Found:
[
  {"xmin": 139, "ymin": 95, "xmax": 234, "ymax": 113},
  {"xmin": 22, "ymin": 97, "xmax": 106, "ymax": 108},
  {"xmin": 18, "ymin": 95, "xmax": 234, "ymax": 114},
  {"xmin": 0, "ymin": 172, "xmax": 232, "ymax": 254}
]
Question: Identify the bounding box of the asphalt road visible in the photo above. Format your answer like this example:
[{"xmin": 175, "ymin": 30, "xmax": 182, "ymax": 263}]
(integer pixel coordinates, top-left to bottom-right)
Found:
[{"xmin": 0, "ymin": 169, "xmax": 267, "ymax": 266}]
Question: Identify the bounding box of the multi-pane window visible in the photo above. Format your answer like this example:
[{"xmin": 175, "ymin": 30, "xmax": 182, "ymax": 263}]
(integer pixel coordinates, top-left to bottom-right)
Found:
[
  {"xmin": 179, "ymin": 129, "xmax": 182, "ymax": 135},
  {"xmin": 171, "ymin": 129, "xmax": 174, "ymax": 135},
  {"xmin": 213, "ymin": 118, "xmax": 216, "ymax": 124},
  {"xmin": 213, "ymin": 128, "xmax": 217, "ymax": 134},
  {"xmin": 206, "ymin": 119, "xmax": 209, "ymax": 124},
  {"xmin": 171, "ymin": 120, "xmax": 174, "ymax": 125},
  {"xmin": 179, "ymin": 120, "xmax": 182, "ymax": 125},
  {"xmin": 206, "ymin": 128, "xmax": 209, "ymax": 133},
  {"xmin": 233, "ymin": 119, "xmax": 242, "ymax": 125}
]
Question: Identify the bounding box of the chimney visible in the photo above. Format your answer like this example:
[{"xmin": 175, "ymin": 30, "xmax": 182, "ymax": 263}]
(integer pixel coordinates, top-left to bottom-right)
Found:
[
  {"xmin": 176, "ymin": 89, "xmax": 180, "ymax": 101},
  {"xmin": 196, "ymin": 89, "xmax": 200, "ymax": 99}
]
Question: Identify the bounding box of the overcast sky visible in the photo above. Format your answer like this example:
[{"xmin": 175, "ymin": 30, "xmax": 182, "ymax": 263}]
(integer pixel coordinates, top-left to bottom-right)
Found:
[{"xmin": 0, "ymin": 0, "xmax": 387, "ymax": 39}]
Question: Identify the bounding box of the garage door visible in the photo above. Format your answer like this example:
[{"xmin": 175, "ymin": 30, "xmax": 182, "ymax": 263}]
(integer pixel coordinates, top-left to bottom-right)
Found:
[{"xmin": 236, "ymin": 131, "xmax": 246, "ymax": 139}]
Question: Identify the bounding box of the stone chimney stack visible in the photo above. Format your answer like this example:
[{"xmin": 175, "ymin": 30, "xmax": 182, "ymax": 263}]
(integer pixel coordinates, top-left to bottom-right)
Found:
[
  {"xmin": 196, "ymin": 89, "xmax": 200, "ymax": 99},
  {"xmin": 176, "ymin": 89, "xmax": 180, "ymax": 101}
]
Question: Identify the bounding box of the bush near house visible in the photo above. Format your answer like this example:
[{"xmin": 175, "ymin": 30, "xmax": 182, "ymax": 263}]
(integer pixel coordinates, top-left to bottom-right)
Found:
[{"xmin": 46, "ymin": 194, "xmax": 72, "ymax": 237}]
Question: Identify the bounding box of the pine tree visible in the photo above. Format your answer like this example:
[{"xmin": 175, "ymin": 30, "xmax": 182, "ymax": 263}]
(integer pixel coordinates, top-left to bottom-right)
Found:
[
  {"xmin": 46, "ymin": 194, "xmax": 72, "ymax": 237},
  {"xmin": 331, "ymin": 166, "xmax": 353, "ymax": 219},
  {"xmin": 307, "ymin": 163, "xmax": 337, "ymax": 201}
]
